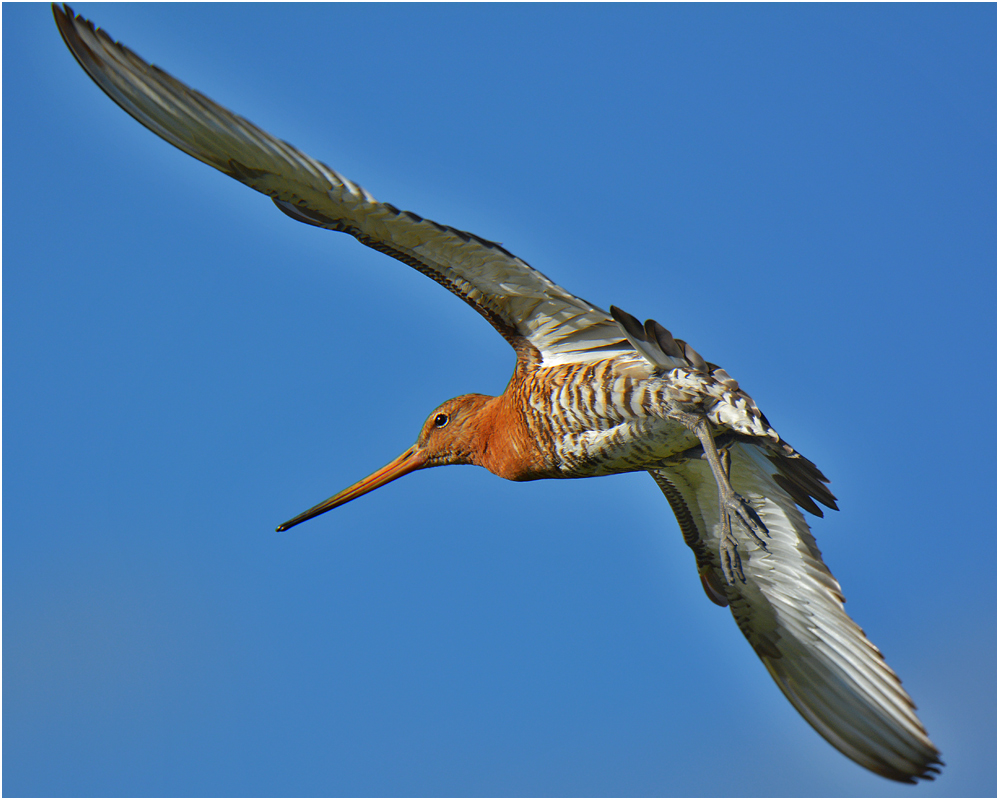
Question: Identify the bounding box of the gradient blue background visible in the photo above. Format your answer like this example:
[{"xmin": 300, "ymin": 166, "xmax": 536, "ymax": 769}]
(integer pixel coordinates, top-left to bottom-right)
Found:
[{"xmin": 5, "ymin": 3, "xmax": 996, "ymax": 796}]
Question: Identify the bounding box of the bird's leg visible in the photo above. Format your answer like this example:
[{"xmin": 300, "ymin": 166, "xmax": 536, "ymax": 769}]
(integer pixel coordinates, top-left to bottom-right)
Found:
[{"xmin": 683, "ymin": 415, "xmax": 769, "ymax": 584}]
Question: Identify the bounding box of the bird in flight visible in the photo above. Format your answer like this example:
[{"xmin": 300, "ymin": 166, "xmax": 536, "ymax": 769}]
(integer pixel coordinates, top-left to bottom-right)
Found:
[{"xmin": 54, "ymin": 4, "xmax": 940, "ymax": 783}]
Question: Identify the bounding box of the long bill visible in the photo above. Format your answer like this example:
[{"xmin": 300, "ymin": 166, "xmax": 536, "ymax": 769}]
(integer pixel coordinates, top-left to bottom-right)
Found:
[{"xmin": 276, "ymin": 446, "xmax": 428, "ymax": 532}]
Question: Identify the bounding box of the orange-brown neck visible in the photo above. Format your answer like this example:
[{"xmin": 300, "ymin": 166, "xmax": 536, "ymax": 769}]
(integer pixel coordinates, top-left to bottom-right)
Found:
[{"xmin": 466, "ymin": 391, "xmax": 555, "ymax": 481}]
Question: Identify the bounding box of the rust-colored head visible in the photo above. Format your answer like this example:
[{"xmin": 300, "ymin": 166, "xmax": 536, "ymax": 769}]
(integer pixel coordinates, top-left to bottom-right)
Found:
[{"xmin": 276, "ymin": 394, "xmax": 493, "ymax": 532}]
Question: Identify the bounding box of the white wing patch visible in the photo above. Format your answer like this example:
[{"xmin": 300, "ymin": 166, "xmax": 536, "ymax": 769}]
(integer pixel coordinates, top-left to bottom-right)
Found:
[{"xmin": 650, "ymin": 443, "xmax": 940, "ymax": 783}]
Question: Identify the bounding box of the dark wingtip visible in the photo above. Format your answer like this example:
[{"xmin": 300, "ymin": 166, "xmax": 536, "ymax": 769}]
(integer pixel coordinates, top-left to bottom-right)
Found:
[{"xmin": 52, "ymin": 4, "xmax": 72, "ymax": 35}]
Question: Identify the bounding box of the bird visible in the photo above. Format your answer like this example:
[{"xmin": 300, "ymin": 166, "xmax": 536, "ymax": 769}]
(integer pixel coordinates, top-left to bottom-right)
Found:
[{"xmin": 54, "ymin": 4, "xmax": 941, "ymax": 783}]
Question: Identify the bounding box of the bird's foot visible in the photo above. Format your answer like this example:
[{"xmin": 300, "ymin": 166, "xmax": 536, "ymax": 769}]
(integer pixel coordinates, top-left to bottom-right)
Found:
[
  {"xmin": 724, "ymin": 490, "xmax": 769, "ymax": 548},
  {"xmin": 718, "ymin": 491, "xmax": 769, "ymax": 585},
  {"xmin": 719, "ymin": 525, "xmax": 744, "ymax": 585}
]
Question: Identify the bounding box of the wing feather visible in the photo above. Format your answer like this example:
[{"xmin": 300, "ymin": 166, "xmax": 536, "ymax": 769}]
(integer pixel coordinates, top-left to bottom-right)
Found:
[
  {"xmin": 53, "ymin": 4, "xmax": 629, "ymax": 366},
  {"xmin": 649, "ymin": 443, "xmax": 941, "ymax": 783}
]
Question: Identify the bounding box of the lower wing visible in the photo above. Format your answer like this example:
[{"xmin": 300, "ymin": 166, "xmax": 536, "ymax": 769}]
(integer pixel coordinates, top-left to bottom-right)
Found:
[{"xmin": 649, "ymin": 442, "xmax": 941, "ymax": 782}]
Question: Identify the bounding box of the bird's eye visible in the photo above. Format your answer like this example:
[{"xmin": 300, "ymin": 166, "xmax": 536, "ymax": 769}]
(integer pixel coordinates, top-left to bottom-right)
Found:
[{"xmin": 433, "ymin": 413, "xmax": 449, "ymax": 428}]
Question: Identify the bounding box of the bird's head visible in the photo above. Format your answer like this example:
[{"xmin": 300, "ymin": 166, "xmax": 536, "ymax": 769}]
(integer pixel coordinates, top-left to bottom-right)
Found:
[{"xmin": 276, "ymin": 394, "xmax": 493, "ymax": 531}]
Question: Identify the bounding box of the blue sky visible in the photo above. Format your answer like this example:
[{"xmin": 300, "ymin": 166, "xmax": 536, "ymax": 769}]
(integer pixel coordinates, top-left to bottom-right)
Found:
[{"xmin": 4, "ymin": 3, "xmax": 995, "ymax": 796}]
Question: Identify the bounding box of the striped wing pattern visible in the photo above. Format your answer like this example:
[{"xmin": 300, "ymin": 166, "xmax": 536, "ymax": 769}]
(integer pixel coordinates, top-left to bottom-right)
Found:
[
  {"xmin": 650, "ymin": 444, "xmax": 941, "ymax": 783},
  {"xmin": 53, "ymin": 4, "xmax": 628, "ymax": 368}
]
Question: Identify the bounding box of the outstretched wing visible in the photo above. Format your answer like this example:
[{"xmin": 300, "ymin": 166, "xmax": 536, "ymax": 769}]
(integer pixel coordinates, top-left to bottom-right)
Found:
[
  {"xmin": 649, "ymin": 443, "xmax": 941, "ymax": 783},
  {"xmin": 53, "ymin": 4, "xmax": 629, "ymax": 367}
]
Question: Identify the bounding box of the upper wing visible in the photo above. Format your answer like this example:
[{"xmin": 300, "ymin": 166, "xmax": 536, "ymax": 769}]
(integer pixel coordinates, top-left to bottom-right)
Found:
[
  {"xmin": 53, "ymin": 4, "xmax": 630, "ymax": 367},
  {"xmin": 649, "ymin": 443, "xmax": 941, "ymax": 783}
]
